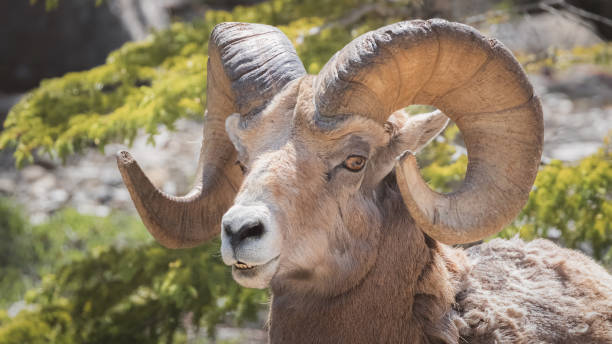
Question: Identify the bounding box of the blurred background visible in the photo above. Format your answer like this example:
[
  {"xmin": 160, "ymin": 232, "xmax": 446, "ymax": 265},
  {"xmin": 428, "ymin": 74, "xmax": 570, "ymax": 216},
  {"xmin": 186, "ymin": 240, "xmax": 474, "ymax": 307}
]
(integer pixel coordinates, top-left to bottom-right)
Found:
[{"xmin": 0, "ymin": 0, "xmax": 610, "ymax": 343}]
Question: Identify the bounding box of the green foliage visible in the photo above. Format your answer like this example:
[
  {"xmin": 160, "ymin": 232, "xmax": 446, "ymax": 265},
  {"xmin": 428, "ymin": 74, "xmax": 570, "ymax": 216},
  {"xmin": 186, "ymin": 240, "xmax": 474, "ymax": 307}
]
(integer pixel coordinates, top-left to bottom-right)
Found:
[
  {"xmin": 0, "ymin": 21, "xmax": 212, "ymax": 166},
  {"xmin": 30, "ymin": 208, "xmax": 150, "ymax": 274},
  {"xmin": 0, "ymin": 200, "xmax": 37, "ymax": 307},
  {"xmin": 0, "ymin": 200, "xmax": 149, "ymax": 307},
  {"xmin": 28, "ymin": 242, "xmax": 266, "ymax": 343},
  {"xmin": 0, "ymin": 307, "xmax": 71, "ymax": 344},
  {"xmin": 517, "ymin": 43, "xmax": 612, "ymax": 74},
  {"xmin": 499, "ymin": 143, "xmax": 612, "ymax": 267},
  {"xmin": 418, "ymin": 122, "xmax": 468, "ymax": 193},
  {"xmin": 0, "ymin": 199, "xmax": 33, "ymax": 268},
  {"xmin": 0, "ymin": 202, "xmax": 266, "ymax": 343}
]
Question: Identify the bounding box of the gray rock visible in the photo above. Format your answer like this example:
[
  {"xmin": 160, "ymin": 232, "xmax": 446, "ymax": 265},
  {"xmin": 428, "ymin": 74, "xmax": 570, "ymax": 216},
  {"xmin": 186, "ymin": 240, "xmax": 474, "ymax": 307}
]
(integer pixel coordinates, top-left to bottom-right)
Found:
[
  {"xmin": 21, "ymin": 165, "xmax": 47, "ymax": 183},
  {"xmin": 488, "ymin": 13, "xmax": 602, "ymax": 55},
  {"xmin": 0, "ymin": 176, "xmax": 16, "ymax": 194},
  {"xmin": 30, "ymin": 174, "xmax": 57, "ymax": 197}
]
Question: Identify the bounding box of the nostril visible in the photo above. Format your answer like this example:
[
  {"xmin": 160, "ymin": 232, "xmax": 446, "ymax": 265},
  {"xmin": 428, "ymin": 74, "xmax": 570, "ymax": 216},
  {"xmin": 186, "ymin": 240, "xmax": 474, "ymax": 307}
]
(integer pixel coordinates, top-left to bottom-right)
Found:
[
  {"xmin": 230, "ymin": 221, "xmax": 265, "ymax": 247},
  {"xmin": 224, "ymin": 224, "xmax": 232, "ymax": 237},
  {"xmin": 239, "ymin": 222, "xmax": 264, "ymax": 241}
]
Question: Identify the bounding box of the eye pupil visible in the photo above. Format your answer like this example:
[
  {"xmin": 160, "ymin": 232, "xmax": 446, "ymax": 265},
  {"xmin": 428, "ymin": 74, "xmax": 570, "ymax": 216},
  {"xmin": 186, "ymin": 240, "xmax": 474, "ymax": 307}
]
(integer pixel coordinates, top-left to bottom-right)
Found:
[{"xmin": 344, "ymin": 156, "xmax": 366, "ymax": 172}]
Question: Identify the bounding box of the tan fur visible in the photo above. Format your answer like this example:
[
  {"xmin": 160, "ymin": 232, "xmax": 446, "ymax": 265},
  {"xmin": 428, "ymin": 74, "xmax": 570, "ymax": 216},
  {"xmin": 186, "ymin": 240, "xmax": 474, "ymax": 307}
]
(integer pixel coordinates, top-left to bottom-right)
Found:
[{"xmin": 453, "ymin": 238, "xmax": 612, "ymax": 343}]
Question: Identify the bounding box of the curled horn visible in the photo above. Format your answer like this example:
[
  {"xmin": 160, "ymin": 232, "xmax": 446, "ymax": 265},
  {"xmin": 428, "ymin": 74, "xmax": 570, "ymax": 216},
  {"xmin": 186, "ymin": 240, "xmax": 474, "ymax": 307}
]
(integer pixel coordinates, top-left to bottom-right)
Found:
[
  {"xmin": 315, "ymin": 19, "xmax": 543, "ymax": 244},
  {"xmin": 117, "ymin": 23, "xmax": 306, "ymax": 248}
]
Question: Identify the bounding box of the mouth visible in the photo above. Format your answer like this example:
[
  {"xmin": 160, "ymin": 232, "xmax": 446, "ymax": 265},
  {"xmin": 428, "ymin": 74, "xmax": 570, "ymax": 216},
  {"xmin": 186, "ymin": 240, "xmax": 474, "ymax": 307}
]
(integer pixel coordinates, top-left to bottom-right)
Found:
[
  {"xmin": 231, "ymin": 255, "xmax": 280, "ymax": 288},
  {"xmin": 234, "ymin": 261, "xmax": 255, "ymax": 270},
  {"xmin": 232, "ymin": 255, "xmax": 280, "ymax": 272}
]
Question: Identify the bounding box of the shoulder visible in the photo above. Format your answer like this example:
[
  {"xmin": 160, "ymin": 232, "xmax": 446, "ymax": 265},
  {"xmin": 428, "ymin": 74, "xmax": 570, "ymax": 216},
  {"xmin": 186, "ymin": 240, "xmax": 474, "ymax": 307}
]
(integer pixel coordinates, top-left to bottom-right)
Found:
[{"xmin": 452, "ymin": 237, "xmax": 612, "ymax": 343}]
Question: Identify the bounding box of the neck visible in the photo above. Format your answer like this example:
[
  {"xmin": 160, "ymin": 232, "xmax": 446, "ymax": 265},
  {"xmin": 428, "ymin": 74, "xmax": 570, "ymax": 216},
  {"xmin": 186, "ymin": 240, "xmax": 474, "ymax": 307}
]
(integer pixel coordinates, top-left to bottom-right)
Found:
[{"xmin": 268, "ymin": 182, "xmax": 464, "ymax": 343}]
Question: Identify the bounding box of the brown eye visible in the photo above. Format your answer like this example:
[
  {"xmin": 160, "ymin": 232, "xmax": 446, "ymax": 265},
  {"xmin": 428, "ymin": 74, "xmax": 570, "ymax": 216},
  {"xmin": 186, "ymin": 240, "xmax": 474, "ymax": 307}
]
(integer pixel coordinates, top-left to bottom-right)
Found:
[
  {"xmin": 343, "ymin": 155, "xmax": 366, "ymax": 172},
  {"xmin": 235, "ymin": 160, "xmax": 247, "ymax": 174}
]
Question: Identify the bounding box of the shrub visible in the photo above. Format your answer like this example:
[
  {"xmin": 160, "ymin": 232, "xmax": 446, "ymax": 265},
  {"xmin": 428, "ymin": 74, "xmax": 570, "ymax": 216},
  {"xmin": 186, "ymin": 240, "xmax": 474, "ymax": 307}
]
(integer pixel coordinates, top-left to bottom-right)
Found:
[{"xmin": 500, "ymin": 143, "xmax": 612, "ymax": 267}]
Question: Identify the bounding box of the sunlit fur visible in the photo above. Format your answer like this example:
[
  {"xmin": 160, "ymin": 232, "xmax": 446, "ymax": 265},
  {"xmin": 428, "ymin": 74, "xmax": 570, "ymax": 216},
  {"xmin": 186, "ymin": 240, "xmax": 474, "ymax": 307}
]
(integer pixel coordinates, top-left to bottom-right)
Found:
[{"xmin": 221, "ymin": 76, "xmax": 612, "ymax": 343}]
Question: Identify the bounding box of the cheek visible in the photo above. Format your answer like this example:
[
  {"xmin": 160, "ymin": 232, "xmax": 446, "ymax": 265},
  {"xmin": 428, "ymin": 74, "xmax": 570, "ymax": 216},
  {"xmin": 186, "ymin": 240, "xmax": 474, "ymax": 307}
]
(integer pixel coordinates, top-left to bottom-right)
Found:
[
  {"xmin": 277, "ymin": 190, "xmax": 341, "ymax": 258},
  {"xmin": 334, "ymin": 196, "xmax": 382, "ymax": 272},
  {"xmin": 263, "ymin": 159, "xmax": 378, "ymax": 272},
  {"xmin": 273, "ymin": 169, "xmax": 373, "ymax": 255},
  {"xmin": 328, "ymin": 170, "xmax": 366, "ymax": 201},
  {"xmin": 344, "ymin": 195, "xmax": 381, "ymax": 239},
  {"xmin": 264, "ymin": 164, "xmax": 330, "ymax": 234}
]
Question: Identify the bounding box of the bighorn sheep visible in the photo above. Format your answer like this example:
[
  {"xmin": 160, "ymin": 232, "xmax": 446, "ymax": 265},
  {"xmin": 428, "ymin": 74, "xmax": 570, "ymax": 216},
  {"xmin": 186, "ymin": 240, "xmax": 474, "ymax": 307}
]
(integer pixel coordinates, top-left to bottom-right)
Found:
[{"xmin": 116, "ymin": 19, "xmax": 612, "ymax": 343}]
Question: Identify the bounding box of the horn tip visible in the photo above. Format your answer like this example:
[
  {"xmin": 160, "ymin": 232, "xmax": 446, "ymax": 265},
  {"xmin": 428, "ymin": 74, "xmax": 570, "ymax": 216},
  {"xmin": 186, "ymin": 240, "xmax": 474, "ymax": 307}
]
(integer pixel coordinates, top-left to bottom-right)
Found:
[{"xmin": 116, "ymin": 150, "xmax": 135, "ymax": 167}]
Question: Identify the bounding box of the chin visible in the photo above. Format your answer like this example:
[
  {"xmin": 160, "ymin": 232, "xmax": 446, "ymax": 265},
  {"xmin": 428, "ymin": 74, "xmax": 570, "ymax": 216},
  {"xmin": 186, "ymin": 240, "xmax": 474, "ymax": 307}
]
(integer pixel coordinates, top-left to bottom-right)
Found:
[{"xmin": 232, "ymin": 256, "xmax": 280, "ymax": 289}]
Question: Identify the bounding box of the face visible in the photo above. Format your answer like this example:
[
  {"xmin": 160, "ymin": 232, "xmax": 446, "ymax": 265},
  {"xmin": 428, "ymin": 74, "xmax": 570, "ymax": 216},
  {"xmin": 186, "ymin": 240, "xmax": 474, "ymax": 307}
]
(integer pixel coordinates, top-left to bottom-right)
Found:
[{"xmin": 219, "ymin": 76, "xmax": 447, "ymax": 296}]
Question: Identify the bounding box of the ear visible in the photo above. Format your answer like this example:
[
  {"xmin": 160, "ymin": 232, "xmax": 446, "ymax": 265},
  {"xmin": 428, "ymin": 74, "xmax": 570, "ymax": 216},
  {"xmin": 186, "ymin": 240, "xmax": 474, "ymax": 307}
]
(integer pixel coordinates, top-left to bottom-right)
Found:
[
  {"xmin": 364, "ymin": 109, "xmax": 449, "ymax": 187},
  {"xmin": 388, "ymin": 109, "xmax": 449, "ymax": 153},
  {"xmin": 225, "ymin": 113, "xmax": 247, "ymax": 156}
]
